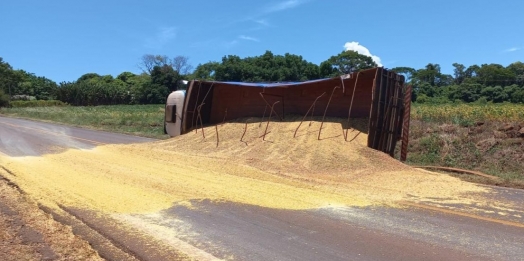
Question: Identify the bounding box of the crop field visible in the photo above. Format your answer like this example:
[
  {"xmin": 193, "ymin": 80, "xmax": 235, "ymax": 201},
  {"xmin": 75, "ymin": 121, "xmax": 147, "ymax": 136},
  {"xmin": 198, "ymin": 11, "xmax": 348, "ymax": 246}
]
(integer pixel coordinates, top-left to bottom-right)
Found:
[{"xmin": 412, "ymin": 103, "xmax": 524, "ymax": 125}]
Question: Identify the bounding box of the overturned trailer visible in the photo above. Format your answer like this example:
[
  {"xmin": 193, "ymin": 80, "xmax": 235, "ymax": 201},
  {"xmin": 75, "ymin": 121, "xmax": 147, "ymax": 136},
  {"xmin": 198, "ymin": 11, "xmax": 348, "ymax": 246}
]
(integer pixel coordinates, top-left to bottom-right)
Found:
[{"xmin": 165, "ymin": 67, "xmax": 412, "ymax": 160}]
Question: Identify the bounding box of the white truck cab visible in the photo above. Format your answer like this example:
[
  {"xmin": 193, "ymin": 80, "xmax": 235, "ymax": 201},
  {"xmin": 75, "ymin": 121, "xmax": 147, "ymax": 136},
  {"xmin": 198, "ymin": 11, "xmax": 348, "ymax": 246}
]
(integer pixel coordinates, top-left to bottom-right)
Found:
[{"xmin": 164, "ymin": 90, "xmax": 186, "ymax": 137}]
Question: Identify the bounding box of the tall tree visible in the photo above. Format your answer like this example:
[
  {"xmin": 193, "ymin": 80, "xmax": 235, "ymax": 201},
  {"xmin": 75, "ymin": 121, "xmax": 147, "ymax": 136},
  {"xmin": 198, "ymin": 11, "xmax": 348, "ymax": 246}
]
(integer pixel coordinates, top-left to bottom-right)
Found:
[
  {"xmin": 171, "ymin": 56, "xmax": 193, "ymax": 76},
  {"xmin": 16, "ymin": 70, "xmax": 58, "ymax": 100},
  {"xmin": 77, "ymin": 73, "xmax": 102, "ymax": 83},
  {"xmin": 138, "ymin": 54, "xmax": 193, "ymax": 77},
  {"xmin": 213, "ymin": 51, "xmax": 320, "ymax": 82},
  {"xmin": 391, "ymin": 67, "xmax": 416, "ymax": 83},
  {"xmin": 465, "ymin": 65, "xmax": 480, "ymax": 78},
  {"xmin": 452, "ymin": 63, "xmax": 466, "ymax": 84},
  {"xmin": 413, "ymin": 63, "xmax": 441, "ymax": 86},
  {"xmin": 476, "ymin": 63, "xmax": 515, "ymax": 87},
  {"xmin": 151, "ymin": 65, "xmax": 179, "ymax": 92},
  {"xmin": 324, "ymin": 50, "xmax": 377, "ymax": 75},
  {"xmin": 507, "ymin": 62, "xmax": 524, "ymax": 85},
  {"xmin": 192, "ymin": 62, "xmax": 220, "ymax": 80},
  {"xmin": 0, "ymin": 57, "xmax": 21, "ymax": 98},
  {"xmin": 138, "ymin": 54, "xmax": 170, "ymax": 74}
]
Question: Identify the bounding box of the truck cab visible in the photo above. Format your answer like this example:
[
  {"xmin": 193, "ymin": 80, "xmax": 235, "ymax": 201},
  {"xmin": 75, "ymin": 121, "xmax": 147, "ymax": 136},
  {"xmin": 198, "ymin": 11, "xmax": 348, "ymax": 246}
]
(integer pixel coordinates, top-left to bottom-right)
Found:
[{"xmin": 164, "ymin": 90, "xmax": 186, "ymax": 137}]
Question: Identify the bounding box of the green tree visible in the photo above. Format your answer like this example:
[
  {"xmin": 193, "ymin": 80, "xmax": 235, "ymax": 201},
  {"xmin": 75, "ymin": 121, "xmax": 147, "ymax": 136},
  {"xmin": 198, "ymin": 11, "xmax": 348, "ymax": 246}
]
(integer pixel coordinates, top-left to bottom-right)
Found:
[
  {"xmin": 391, "ymin": 67, "xmax": 416, "ymax": 83},
  {"xmin": 77, "ymin": 73, "xmax": 101, "ymax": 83},
  {"xmin": 117, "ymin": 71, "xmax": 136, "ymax": 82},
  {"xmin": 192, "ymin": 62, "xmax": 220, "ymax": 80},
  {"xmin": 481, "ymin": 86, "xmax": 508, "ymax": 103},
  {"xmin": 452, "ymin": 63, "xmax": 466, "ymax": 84},
  {"xmin": 151, "ymin": 65, "xmax": 179, "ymax": 92},
  {"xmin": 413, "ymin": 63, "xmax": 441, "ymax": 86},
  {"xmin": 457, "ymin": 80, "xmax": 483, "ymax": 102},
  {"xmin": 503, "ymin": 84, "xmax": 523, "ymax": 103},
  {"xmin": 15, "ymin": 70, "xmax": 58, "ymax": 100},
  {"xmin": 507, "ymin": 62, "xmax": 524, "ymax": 86},
  {"xmin": 213, "ymin": 51, "xmax": 320, "ymax": 82},
  {"xmin": 0, "ymin": 57, "xmax": 21, "ymax": 98},
  {"xmin": 324, "ymin": 50, "xmax": 377, "ymax": 75},
  {"xmin": 138, "ymin": 54, "xmax": 193, "ymax": 77},
  {"xmin": 319, "ymin": 61, "xmax": 336, "ymax": 78},
  {"xmin": 465, "ymin": 65, "xmax": 480, "ymax": 78},
  {"xmin": 476, "ymin": 63, "xmax": 515, "ymax": 87},
  {"xmin": 215, "ymin": 55, "xmax": 244, "ymax": 81},
  {"xmin": 0, "ymin": 89, "xmax": 9, "ymax": 107}
]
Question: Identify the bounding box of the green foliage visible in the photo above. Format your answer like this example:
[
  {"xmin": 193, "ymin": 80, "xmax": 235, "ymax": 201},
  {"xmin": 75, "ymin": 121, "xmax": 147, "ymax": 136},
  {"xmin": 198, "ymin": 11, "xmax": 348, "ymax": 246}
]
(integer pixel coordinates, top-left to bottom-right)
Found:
[
  {"xmin": 3, "ymin": 53, "xmax": 524, "ymax": 107},
  {"xmin": 205, "ymin": 51, "xmax": 321, "ymax": 82},
  {"xmin": 77, "ymin": 73, "xmax": 102, "ymax": 82},
  {"xmin": 191, "ymin": 62, "xmax": 219, "ymax": 80},
  {"xmin": 452, "ymin": 63, "xmax": 466, "ymax": 84},
  {"xmin": 412, "ymin": 63, "xmax": 453, "ymax": 87},
  {"xmin": 151, "ymin": 65, "xmax": 179, "ymax": 92},
  {"xmin": 326, "ymin": 50, "xmax": 376, "ymax": 76},
  {"xmin": 391, "ymin": 66, "xmax": 416, "ymax": 82},
  {"xmin": 56, "ymin": 80, "xmax": 131, "ymax": 106},
  {"xmin": 136, "ymin": 82, "xmax": 169, "ymax": 104},
  {"xmin": 408, "ymin": 61, "xmax": 524, "ymax": 104},
  {"xmin": 419, "ymin": 134, "xmax": 441, "ymax": 162},
  {"xmin": 415, "ymin": 94, "xmax": 429, "ymax": 103},
  {"xmin": 406, "ymin": 114, "xmax": 524, "ymax": 186},
  {"xmin": 0, "ymin": 58, "xmax": 21, "ymax": 96},
  {"xmin": 16, "ymin": 70, "xmax": 58, "ymax": 100},
  {"xmin": 0, "ymin": 89, "xmax": 9, "ymax": 107},
  {"xmin": 476, "ymin": 64, "xmax": 515, "ymax": 86},
  {"xmin": 9, "ymin": 100, "xmax": 68, "ymax": 108}
]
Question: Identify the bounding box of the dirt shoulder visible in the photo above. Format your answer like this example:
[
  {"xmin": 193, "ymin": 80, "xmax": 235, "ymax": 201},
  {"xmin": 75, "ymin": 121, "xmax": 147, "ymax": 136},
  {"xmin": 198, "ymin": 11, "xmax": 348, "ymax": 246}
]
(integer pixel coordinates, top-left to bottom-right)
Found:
[
  {"xmin": 0, "ymin": 177, "xmax": 103, "ymax": 261},
  {"xmin": 405, "ymin": 120, "xmax": 524, "ymax": 188}
]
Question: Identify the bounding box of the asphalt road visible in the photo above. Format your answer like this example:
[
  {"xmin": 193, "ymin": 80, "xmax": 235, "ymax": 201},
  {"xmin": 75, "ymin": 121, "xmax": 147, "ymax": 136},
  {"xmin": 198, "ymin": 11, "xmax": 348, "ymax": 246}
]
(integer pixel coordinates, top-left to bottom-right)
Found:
[
  {"xmin": 0, "ymin": 116, "xmax": 154, "ymax": 157},
  {"xmin": 1, "ymin": 116, "xmax": 523, "ymax": 261}
]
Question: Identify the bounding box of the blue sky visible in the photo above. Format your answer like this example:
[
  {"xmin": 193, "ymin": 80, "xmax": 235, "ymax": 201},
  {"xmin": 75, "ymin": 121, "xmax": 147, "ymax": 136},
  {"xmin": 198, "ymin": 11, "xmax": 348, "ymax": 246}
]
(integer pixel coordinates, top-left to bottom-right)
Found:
[{"xmin": 1, "ymin": 0, "xmax": 523, "ymax": 82}]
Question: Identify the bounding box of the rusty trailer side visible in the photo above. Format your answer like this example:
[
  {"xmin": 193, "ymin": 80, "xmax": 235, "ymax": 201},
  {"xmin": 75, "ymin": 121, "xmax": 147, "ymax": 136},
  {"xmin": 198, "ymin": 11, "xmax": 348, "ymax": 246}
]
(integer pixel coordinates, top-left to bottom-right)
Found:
[{"xmin": 179, "ymin": 67, "xmax": 410, "ymax": 158}]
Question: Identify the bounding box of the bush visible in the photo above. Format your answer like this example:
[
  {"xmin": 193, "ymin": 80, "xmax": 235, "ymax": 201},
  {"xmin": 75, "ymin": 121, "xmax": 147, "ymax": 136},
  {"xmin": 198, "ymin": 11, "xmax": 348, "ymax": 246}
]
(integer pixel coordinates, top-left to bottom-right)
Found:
[
  {"xmin": 416, "ymin": 94, "xmax": 429, "ymax": 103},
  {"xmin": 0, "ymin": 89, "xmax": 9, "ymax": 107},
  {"xmin": 475, "ymin": 97, "xmax": 488, "ymax": 105},
  {"xmin": 9, "ymin": 100, "xmax": 68, "ymax": 108}
]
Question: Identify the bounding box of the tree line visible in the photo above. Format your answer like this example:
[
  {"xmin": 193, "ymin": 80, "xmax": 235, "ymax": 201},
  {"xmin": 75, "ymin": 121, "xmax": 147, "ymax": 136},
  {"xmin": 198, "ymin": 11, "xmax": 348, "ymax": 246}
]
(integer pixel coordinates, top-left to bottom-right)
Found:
[
  {"xmin": 1, "ymin": 51, "xmax": 523, "ymax": 107},
  {"xmin": 392, "ymin": 63, "xmax": 524, "ymax": 103}
]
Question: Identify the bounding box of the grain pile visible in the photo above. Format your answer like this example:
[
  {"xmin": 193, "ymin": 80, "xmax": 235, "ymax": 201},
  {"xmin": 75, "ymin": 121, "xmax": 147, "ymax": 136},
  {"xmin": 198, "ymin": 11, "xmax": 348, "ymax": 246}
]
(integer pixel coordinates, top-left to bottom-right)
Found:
[{"xmin": 0, "ymin": 118, "xmax": 487, "ymax": 214}]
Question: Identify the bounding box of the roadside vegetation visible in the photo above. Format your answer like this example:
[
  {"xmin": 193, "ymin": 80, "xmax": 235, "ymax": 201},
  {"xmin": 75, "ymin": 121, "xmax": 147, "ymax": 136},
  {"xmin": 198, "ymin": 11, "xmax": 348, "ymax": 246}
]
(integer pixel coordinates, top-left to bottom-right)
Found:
[
  {"xmin": 407, "ymin": 103, "xmax": 524, "ymax": 188},
  {"xmin": 0, "ymin": 105, "xmax": 166, "ymax": 139}
]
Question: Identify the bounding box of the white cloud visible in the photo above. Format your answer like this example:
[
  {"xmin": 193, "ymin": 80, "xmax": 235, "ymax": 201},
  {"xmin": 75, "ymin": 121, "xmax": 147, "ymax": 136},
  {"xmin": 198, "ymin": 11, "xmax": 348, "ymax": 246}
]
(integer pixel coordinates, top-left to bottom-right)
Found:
[
  {"xmin": 254, "ymin": 19, "xmax": 270, "ymax": 26},
  {"xmin": 343, "ymin": 41, "xmax": 382, "ymax": 67},
  {"xmin": 503, "ymin": 47, "xmax": 521, "ymax": 53},
  {"xmin": 145, "ymin": 27, "xmax": 177, "ymax": 49},
  {"xmin": 239, "ymin": 35, "xmax": 260, "ymax": 42},
  {"xmin": 224, "ymin": 40, "xmax": 239, "ymax": 48},
  {"xmin": 264, "ymin": 0, "xmax": 307, "ymax": 13}
]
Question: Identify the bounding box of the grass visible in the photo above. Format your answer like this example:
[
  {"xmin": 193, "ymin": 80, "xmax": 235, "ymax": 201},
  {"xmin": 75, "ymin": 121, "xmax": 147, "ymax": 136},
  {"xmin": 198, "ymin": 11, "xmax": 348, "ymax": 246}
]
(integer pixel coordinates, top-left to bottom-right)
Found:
[
  {"xmin": 9, "ymin": 100, "xmax": 68, "ymax": 108},
  {"xmin": 0, "ymin": 105, "xmax": 167, "ymax": 139}
]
